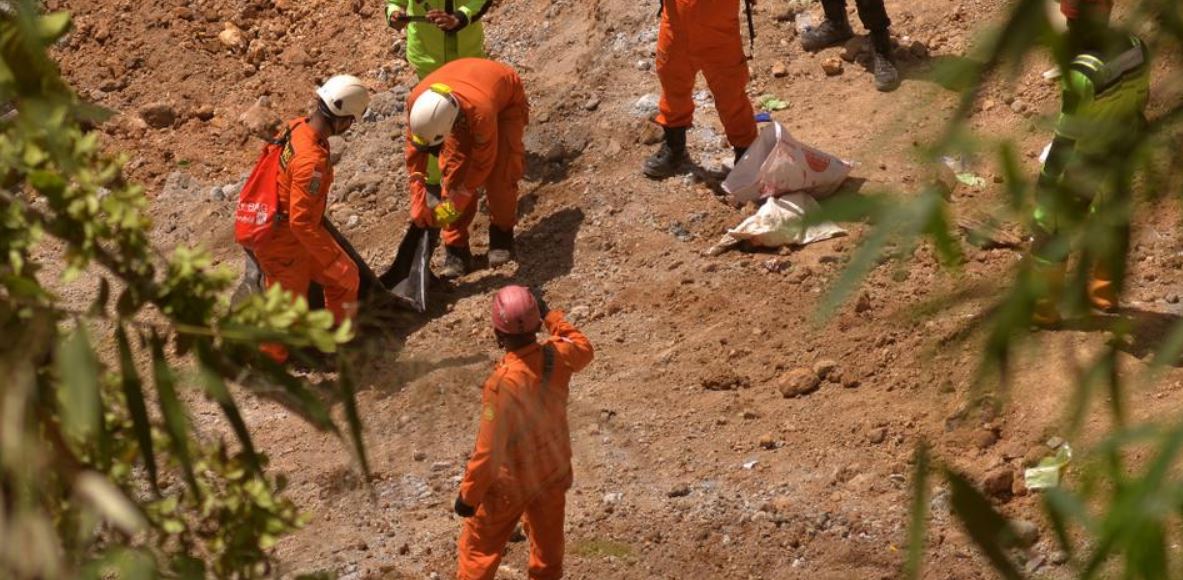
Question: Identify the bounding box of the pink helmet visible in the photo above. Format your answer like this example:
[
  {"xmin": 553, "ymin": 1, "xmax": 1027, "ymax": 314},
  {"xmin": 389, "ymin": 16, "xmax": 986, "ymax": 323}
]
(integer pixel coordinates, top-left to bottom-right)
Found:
[{"xmin": 491, "ymin": 285, "xmax": 541, "ymax": 335}]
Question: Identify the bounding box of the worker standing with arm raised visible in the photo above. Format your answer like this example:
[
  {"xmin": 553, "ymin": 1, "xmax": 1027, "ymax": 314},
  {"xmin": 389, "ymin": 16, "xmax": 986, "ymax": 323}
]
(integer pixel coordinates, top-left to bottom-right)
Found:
[{"xmin": 453, "ymin": 286, "xmax": 594, "ymax": 580}]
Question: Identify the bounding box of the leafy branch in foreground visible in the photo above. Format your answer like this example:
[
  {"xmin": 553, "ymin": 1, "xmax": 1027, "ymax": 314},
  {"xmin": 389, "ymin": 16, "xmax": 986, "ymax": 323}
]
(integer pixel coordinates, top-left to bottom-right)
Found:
[
  {"xmin": 810, "ymin": 0, "xmax": 1183, "ymax": 576},
  {"xmin": 0, "ymin": 2, "xmax": 369, "ymax": 577}
]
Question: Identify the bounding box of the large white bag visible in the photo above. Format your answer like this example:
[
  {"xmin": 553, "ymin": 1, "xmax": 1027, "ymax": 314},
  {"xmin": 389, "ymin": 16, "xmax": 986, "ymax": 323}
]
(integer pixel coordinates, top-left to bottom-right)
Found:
[
  {"xmin": 706, "ymin": 195, "xmax": 847, "ymax": 256},
  {"xmin": 722, "ymin": 122, "xmax": 853, "ymax": 203}
]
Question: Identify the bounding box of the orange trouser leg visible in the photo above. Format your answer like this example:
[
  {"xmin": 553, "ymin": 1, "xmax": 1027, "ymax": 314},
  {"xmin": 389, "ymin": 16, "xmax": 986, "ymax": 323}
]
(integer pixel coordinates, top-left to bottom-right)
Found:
[
  {"xmin": 702, "ymin": 59, "xmax": 758, "ymax": 149},
  {"xmin": 486, "ymin": 111, "xmax": 527, "ymax": 234},
  {"xmin": 309, "ymin": 266, "xmax": 359, "ymax": 324},
  {"xmin": 1087, "ymin": 260, "xmax": 1119, "ymax": 313},
  {"xmin": 442, "ymin": 196, "xmax": 479, "ymax": 249},
  {"xmin": 522, "ymin": 485, "xmax": 567, "ymax": 580},
  {"xmin": 255, "ymin": 247, "xmax": 314, "ymax": 363},
  {"xmin": 655, "ymin": 20, "xmax": 697, "ymax": 129},
  {"xmin": 457, "ymin": 499, "xmax": 522, "ymax": 580}
]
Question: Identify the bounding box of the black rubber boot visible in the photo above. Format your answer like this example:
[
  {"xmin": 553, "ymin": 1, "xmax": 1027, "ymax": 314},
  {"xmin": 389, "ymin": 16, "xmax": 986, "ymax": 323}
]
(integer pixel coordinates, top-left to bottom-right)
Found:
[
  {"xmin": 801, "ymin": 18, "xmax": 854, "ymax": 52},
  {"xmin": 642, "ymin": 126, "xmax": 689, "ymax": 179},
  {"xmin": 872, "ymin": 49, "xmax": 900, "ymax": 92},
  {"xmin": 733, "ymin": 146, "xmax": 748, "ymax": 166},
  {"xmin": 440, "ymin": 245, "xmax": 471, "ymax": 278},
  {"xmin": 488, "ymin": 226, "xmax": 514, "ymax": 268}
]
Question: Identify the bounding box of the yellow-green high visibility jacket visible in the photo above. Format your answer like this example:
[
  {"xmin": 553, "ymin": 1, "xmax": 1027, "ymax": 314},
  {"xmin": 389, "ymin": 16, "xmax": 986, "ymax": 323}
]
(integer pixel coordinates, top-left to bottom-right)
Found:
[{"xmin": 385, "ymin": 0, "xmax": 490, "ymax": 79}]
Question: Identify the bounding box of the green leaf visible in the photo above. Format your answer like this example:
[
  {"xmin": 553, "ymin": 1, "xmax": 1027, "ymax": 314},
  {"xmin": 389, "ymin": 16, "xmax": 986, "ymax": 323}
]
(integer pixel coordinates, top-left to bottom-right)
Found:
[
  {"xmin": 115, "ymin": 325, "xmax": 159, "ymax": 493},
  {"xmin": 78, "ymin": 547, "xmax": 157, "ymax": 580},
  {"xmin": 904, "ymin": 442, "xmax": 931, "ymax": 580},
  {"xmin": 57, "ymin": 324, "xmax": 101, "ymax": 442},
  {"xmin": 944, "ymin": 467, "xmax": 1022, "ymax": 579},
  {"xmin": 35, "ymin": 12, "xmax": 72, "ymax": 44},
  {"xmin": 170, "ymin": 554, "xmax": 206, "ymax": 580},
  {"xmin": 338, "ymin": 356, "xmax": 370, "ymax": 479},
  {"xmin": 195, "ymin": 342, "xmax": 261, "ymax": 475},
  {"xmin": 150, "ymin": 332, "xmax": 200, "ymax": 501}
]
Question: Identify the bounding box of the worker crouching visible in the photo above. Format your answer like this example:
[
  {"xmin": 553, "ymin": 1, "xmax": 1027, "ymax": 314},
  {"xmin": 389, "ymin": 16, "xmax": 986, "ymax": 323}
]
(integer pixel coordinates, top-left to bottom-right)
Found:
[{"xmin": 405, "ymin": 58, "xmax": 529, "ymax": 278}]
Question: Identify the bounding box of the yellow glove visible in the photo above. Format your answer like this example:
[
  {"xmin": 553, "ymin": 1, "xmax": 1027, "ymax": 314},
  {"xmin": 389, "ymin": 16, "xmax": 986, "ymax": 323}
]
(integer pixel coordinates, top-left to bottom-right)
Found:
[{"xmin": 433, "ymin": 200, "xmax": 461, "ymax": 227}]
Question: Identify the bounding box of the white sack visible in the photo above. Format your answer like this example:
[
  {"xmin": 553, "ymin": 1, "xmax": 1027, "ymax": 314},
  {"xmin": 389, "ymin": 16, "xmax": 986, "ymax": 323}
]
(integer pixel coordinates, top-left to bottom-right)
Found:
[
  {"xmin": 706, "ymin": 195, "xmax": 846, "ymax": 256},
  {"xmin": 722, "ymin": 122, "xmax": 853, "ymax": 204}
]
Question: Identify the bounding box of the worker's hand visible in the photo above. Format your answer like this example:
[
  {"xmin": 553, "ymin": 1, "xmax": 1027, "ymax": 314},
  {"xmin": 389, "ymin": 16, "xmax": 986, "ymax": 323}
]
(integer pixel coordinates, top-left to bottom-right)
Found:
[
  {"xmin": 426, "ymin": 9, "xmax": 463, "ymax": 31},
  {"xmin": 454, "ymin": 496, "xmax": 476, "ymax": 518},
  {"xmin": 531, "ymin": 287, "xmax": 551, "ymax": 320},
  {"xmin": 432, "ymin": 200, "xmax": 461, "ymax": 227},
  {"xmin": 411, "ymin": 201, "xmax": 435, "ymax": 228},
  {"xmin": 324, "ymin": 253, "xmax": 360, "ymax": 293},
  {"xmin": 388, "ymin": 8, "xmax": 408, "ymax": 31}
]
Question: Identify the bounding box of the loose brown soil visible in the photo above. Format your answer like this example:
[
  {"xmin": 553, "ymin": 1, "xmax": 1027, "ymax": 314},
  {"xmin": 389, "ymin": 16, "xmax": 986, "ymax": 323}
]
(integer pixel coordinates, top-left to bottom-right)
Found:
[{"xmin": 48, "ymin": 0, "xmax": 1183, "ymax": 577}]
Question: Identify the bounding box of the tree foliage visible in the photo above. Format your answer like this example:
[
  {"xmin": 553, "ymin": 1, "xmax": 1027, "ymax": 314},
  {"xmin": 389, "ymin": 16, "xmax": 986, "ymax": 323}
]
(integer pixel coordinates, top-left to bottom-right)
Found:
[
  {"xmin": 811, "ymin": 0, "xmax": 1183, "ymax": 576},
  {"xmin": 0, "ymin": 2, "xmax": 369, "ymax": 577}
]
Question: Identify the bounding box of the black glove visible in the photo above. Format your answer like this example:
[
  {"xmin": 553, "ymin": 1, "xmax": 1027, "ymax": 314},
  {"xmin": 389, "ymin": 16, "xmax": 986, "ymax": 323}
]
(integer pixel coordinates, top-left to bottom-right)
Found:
[
  {"xmin": 531, "ymin": 287, "xmax": 551, "ymax": 320},
  {"xmin": 454, "ymin": 496, "xmax": 476, "ymax": 518}
]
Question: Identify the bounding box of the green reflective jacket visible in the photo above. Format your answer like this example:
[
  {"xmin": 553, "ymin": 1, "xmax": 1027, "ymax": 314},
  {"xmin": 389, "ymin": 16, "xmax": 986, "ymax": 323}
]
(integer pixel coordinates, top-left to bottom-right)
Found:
[
  {"xmin": 1054, "ymin": 35, "xmax": 1151, "ymax": 159},
  {"xmin": 385, "ymin": 0, "xmax": 489, "ymax": 79}
]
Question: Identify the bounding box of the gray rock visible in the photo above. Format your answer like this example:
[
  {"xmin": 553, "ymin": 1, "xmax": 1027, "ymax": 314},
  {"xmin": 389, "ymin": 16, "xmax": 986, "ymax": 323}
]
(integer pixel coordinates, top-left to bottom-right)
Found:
[
  {"xmin": 929, "ymin": 488, "xmax": 950, "ymax": 515},
  {"xmin": 632, "ymin": 93, "xmax": 660, "ymax": 117},
  {"xmin": 159, "ymin": 171, "xmax": 200, "ymax": 200},
  {"xmin": 584, "ymin": 97, "xmax": 601, "ymax": 112},
  {"xmin": 328, "ymin": 135, "xmax": 346, "ymax": 165},
  {"xmin": 346, "ymin": 214, "xmax": 360, "ymax": 228},
  {"xmin": 364, "ymin": 90, "xmax": 405, "ymax": 121},
  {"xmin": 1050, "ymin": 550, "xmax": 1069, "ymax": 565},
  {"xmin": 209, "ymin": 185, "xmax": 226, "ymax": 201}
]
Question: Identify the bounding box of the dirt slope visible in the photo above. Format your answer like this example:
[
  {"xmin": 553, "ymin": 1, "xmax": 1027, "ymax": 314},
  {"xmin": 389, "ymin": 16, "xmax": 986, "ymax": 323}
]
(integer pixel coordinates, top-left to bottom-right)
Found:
[{"xmin": 50, "ymin": 0, "xmax": 1183, "ymax": 577}]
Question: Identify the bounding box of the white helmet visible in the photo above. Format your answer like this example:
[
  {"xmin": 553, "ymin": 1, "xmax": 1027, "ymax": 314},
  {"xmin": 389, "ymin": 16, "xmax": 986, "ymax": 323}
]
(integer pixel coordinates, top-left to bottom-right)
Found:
[
  {"xmin": 317, "ymin": 75, "xmax": 370, "ymax": 121},
  {"xmin": 409, "ymin": 83, "xmax": 460, "ymax": 149}
]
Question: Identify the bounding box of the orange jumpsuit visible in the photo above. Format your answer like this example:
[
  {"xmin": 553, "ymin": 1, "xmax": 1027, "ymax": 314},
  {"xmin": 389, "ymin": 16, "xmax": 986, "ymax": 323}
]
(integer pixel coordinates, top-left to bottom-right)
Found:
[
  {"xmin": 456, "ymin": 311, "xmax": 594, "ymax": 580},
  {"xmin": 405, "ymin": 58, "xmax": 529, "ymax": 249},
  {"xmin": 656, "ymin": 0, "xmax": 758, "ymax": 149},
  {"xmin": 255, "ymin": 118, "xmax": 359, "ymax": 362}
]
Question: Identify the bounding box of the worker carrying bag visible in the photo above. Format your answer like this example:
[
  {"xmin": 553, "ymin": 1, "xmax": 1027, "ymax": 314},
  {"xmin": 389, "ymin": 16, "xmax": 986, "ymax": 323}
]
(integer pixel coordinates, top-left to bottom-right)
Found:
[{"xmin": 233, "ymin": 128, "xmax": 292, "ymax": 249}]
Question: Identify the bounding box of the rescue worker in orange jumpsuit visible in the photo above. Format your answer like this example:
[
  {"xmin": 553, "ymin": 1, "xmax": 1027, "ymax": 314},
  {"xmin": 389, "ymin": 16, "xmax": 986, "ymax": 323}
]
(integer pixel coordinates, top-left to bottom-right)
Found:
[
  {"xmin": 643, "ymin": 0, "xmax": 759, "ymax": 179},
  {"xmin": 405, "ymin": 58, "xmax": 529, "ymax": 278},
  {"xmin": 255, "ymin": 76, "xmax": 370, "ymax": 363},
  {"xmin": 453, "ymin": 285, "xmax": 594, "ymax": 580}
]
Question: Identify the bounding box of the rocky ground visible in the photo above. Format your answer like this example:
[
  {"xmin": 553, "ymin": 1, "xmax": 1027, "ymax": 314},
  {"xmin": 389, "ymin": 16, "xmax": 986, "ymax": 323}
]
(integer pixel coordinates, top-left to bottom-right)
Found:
[{"xmin": 47, "ymin": 0, "xmax": 1183, "ymax": 577}]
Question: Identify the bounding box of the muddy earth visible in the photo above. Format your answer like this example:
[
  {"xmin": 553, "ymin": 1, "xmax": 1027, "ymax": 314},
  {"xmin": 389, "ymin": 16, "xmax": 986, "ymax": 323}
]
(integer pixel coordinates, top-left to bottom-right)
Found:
[{"xmin": 48, "ymin": 0, "xmax": 1183, "ymax": 577}]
